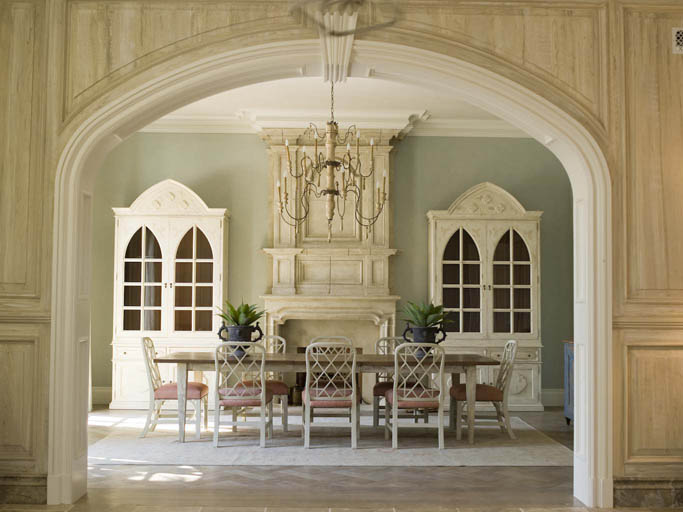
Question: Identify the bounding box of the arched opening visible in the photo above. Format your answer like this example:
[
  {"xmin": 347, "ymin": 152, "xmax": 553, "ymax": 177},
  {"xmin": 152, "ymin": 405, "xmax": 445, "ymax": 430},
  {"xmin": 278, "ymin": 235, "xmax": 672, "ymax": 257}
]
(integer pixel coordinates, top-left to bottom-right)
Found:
[{"xmin": 48, "ymin": 40, "xmax": 612, "ymax": 507}]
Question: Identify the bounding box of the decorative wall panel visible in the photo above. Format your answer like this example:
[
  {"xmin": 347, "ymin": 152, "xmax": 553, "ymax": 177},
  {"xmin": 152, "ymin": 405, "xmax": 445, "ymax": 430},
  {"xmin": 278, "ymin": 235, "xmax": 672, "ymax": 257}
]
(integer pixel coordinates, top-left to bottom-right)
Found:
[
  {"xmin": 621, "ymin": 6, "xmax": 683, "ymax": 313},
  {"xmin": 0, "ymin": 324, "xmax": 48, "ymax": 475},
  {"xmin": 62, "ymin": 0, "xmax": 312, "ymax": 118},
  {"xmin": 627, "ymin": 346, "xmax": 683, "ymax": 461},
  {"xmin": 614, "ymin": 328, "xmax": 683, "ymax": 477},
  {"xmin": 0, "ymin": 1, "xmax": 47, "ymax": 310},
  {"xmin": 363, "ymin": 2, "xmax": 608, "ymax": 130}
]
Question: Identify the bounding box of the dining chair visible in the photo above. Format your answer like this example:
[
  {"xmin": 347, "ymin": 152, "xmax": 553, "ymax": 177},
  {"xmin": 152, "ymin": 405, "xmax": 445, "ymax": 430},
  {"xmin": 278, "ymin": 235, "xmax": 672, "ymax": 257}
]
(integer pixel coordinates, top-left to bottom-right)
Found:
[
  {"xmin": 372, "ymin": 336, "xmax": 402, "ymax": 427},
  {"xmin": 262, "ymin": 335, "xmax": 290, "ymax": 432},
  {"xmin": 214, "ymin": 341, "xmax": 274, "ymax": 448},
  {"xmin": 449, "ymin": 339, "xmax": 518, "ymax": 440},
  {"xmin": 303, "ymin": 337, "xmax": 359, "ymax": 449},
  {"xmin": 140, "ymin": 337, "xmax": 208, "ymax": 440},
  {"xmin": 384, "ymin": 342, "xmax": 446, "ymax": 449}
]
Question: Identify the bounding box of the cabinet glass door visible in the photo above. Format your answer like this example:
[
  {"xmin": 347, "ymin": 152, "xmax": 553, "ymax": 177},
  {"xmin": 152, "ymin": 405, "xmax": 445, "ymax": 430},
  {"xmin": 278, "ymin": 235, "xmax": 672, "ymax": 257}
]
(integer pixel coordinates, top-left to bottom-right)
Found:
[
  {"xmin": 173, "ymin": 226, "xmax": 214, "ymax": 332},
  {"xmin": 442, "ymin": 228, "xmax": 482, "ymax": 333},
  {"xmin": 122, "ymin": 227, "xmax": 163, "ymax": 331},
  {"xmin": 492, "ymin": 229, "xmax": 532, "ymax": 334}
]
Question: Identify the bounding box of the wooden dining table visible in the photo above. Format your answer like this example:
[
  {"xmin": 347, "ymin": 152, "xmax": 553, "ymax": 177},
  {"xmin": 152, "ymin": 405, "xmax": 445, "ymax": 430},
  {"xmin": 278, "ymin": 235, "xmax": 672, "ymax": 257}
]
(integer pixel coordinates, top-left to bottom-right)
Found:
[{"xmin": 155, "ymin": 351, "xmax": 500, "ymax": 445}]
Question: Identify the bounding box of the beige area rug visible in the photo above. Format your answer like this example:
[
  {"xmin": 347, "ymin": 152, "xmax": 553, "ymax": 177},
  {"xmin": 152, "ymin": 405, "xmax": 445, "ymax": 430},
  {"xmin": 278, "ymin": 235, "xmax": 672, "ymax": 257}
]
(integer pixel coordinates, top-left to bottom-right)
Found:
[{"xmin": 87, "ymin": 408, "xmax": 572, "ymax": 467}]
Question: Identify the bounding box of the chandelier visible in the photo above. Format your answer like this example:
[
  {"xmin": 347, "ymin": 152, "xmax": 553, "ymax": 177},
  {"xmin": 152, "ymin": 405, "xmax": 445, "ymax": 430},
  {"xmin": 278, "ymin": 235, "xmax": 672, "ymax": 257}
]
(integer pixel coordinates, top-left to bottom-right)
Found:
[{"xmin": 276, "ymin": 82, "xmax": 388, "ymax": 241}]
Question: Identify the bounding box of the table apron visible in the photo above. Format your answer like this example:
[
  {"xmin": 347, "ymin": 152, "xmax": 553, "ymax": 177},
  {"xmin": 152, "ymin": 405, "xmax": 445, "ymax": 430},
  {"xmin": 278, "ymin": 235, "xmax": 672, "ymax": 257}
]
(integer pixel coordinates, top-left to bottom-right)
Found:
[{"xmin": 176, "ymin": 362, "xmax": 470, "ymax": 373}]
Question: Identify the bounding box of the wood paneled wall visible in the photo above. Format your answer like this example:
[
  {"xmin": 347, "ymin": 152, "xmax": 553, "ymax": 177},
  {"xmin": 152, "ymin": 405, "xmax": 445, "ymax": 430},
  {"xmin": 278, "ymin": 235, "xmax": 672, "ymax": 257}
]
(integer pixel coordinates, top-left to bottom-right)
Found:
[
  {"xmin": 0, "ymin": 0, "xmax": 50, "ymax": 492},
  {"xmin": 2, "ymin": 0, "xmax": 683, "ymax": 499}
]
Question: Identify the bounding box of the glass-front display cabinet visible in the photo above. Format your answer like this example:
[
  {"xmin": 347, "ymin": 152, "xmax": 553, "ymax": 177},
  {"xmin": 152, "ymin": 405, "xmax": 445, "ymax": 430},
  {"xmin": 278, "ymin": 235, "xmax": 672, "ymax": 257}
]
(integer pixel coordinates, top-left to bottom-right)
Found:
[
  {"xmin": 111, "ymin": 180, "xmax": 228, "ymax": 409},
  {"xmin": 427, "ymin": 182, "xmax": 543, "ymax": 410}
]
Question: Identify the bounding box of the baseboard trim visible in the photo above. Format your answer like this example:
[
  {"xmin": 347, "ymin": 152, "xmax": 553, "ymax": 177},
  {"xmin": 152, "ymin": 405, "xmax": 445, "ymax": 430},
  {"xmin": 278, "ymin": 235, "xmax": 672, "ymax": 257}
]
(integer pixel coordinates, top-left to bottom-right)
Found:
[
  {"xmin": 92, "ymin": 386, "xmax": 112, "ymax": 405},
  {"xmin": 614, "ymin": 477, "xmax": 683, "ymax": 508},
  {"xmin": 0, "ymin": 475, "xmax": 47, "ymax": 505},
  {"xmin": 541, "ymin": 388, "xmax": 564, "ymax": 407}
]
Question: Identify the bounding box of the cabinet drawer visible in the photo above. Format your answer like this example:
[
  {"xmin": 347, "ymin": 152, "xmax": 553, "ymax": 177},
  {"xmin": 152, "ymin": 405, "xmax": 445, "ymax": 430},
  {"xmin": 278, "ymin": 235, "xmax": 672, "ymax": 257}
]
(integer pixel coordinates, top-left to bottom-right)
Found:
[
  {"xmin": 113, "ymin": 345, "xmax": 165, "ymax": 360},
  {"xmin": 489, "ymin": 347, "xmax": 539, "ymax": 362}
]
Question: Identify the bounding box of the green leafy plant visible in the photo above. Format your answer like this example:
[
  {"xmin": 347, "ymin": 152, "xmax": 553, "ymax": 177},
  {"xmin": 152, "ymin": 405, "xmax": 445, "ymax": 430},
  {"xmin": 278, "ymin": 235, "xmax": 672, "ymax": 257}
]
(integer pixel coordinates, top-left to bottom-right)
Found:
[
  {"xmin": 402, "ymin": 301, "xmax": 446, "ymax": 328},
  {"xmin": 217, "ymin": 300, "xmax": 264, "ymax": 326}
]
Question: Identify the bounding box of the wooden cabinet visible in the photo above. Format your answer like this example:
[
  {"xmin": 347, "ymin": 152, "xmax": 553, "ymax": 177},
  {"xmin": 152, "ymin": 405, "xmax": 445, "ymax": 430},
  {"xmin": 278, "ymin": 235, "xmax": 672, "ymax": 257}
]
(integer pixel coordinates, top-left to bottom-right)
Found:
[
  {"xmin": 110, "ymin": 180, "xmax": 229, "ymax": 409},
  {"xmin": 428, "ymin": 182, "xmax": 543, "ymax": 410}
]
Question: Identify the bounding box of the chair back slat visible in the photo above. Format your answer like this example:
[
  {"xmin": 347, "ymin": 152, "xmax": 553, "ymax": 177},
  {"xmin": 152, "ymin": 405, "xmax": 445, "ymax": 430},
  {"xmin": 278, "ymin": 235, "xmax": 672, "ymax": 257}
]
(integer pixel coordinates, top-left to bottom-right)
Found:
[
  {"xmin": 495, "ymin": 340, "xmax": 518, "ymax": 392},
  {"xmin": 215, "ymin": 342, "xmax": 266, "ymax": 402},
  {"xmin": 141, "ymin": 337, "xmax": 163, "ymax": 392},
  {"xmin": 393, "ymin": 343, "xmax": 445, "ymax": 403},
  {"xmin": 305, "ymin": 338, "xmax": 356, "ymax": 403},
  {"xmin": 375, "ymin": 336, "xmax": 402, "ymax": 382}
]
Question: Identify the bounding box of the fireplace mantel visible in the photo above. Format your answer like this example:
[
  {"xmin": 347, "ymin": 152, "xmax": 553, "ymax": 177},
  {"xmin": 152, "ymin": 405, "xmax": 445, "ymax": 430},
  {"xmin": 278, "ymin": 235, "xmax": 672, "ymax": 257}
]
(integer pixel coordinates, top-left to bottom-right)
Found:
[{"xmin": 262, "ymin": 294, "xmax": 400, "ymax": 338}]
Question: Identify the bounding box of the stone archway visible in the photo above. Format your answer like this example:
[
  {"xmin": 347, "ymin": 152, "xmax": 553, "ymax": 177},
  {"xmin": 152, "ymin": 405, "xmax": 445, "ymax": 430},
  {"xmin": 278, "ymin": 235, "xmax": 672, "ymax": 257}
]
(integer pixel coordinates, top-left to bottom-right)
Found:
[{"xmin": 48, "ymin": 40, "xmax": 612, "ymax": 507}]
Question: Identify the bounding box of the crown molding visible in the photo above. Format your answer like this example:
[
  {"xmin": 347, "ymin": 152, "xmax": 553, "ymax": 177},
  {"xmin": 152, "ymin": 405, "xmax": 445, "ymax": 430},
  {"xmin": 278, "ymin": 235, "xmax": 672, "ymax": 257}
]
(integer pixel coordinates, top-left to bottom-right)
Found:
[
  {"xmin": 139, "ymin": 114, "xmax": 529, "ymax": 138},
  {"xmin": 409, "ymin": 119, "xmax": 530, "ymax": 138}
]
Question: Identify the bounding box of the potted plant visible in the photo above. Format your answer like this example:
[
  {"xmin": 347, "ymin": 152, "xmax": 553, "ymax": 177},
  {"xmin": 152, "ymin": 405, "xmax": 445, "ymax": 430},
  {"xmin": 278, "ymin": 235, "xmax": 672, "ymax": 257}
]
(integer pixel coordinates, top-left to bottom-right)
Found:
[
  {"xmin": 217, "ymin": 300, "xmax": 264, "ymax": 343},
  {"xmin": 402, "ymin": 301, "xmax": 447, "ymax": 344}
]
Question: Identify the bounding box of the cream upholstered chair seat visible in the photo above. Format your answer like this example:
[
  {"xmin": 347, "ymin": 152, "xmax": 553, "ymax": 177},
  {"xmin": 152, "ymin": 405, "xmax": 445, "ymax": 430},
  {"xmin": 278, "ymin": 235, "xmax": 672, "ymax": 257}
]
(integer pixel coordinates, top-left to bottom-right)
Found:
[
  {"xmin": 450, "ymin": 339, "xmax": 518, "ymax": 440},
  {"xmin": 384, "ymin": 342, "xmax": 446, "ymax": 449},
  {"xmin": 242, "ymin": 379, "xmax": 288, "ymax": 396},
  {"xmin": 303, "ymin": 336, "xmax": 360, "ymax": 448},
  {"xmin": 373, "ymin": 380, "xmax": 394, "ymax": 396},
  {"xmin": 303, "ymin": 386, "xmax": 359, "ymax": 408},
  {"xmin": 140, "ymin": 337, "xmax": 208, "ymax": 440},
  {"xmin": 372, "ymin": 336, "xmax": 403, "ymax": 428},
  {"xmin": 154, "ymin": 382, "xmax": 209, "ymax": 400},
  {"xmin": 214, "ymin": 342, "xmax": 274, "ymax": 448},
  {"xmin": 386, "ymin": 387, "xmax": 440, "ymax": 409},
  {"xmin": 449, "ymin": 383, "xmax": 503, "ymax": 402},
  {"xmin": 219, "ymin": 384, "xmax": 274, "ymax": 408},
  {"xmin": 261, "ymin": 335, "xmax": 291, "ymax": 432}
]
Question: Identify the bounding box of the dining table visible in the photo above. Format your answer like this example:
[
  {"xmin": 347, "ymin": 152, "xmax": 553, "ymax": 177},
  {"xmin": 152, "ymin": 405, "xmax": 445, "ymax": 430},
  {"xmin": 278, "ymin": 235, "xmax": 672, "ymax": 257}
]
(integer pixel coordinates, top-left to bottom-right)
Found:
[{"xmin": 155, "ymin": 351, "xmax": 500, "ymax": 445}]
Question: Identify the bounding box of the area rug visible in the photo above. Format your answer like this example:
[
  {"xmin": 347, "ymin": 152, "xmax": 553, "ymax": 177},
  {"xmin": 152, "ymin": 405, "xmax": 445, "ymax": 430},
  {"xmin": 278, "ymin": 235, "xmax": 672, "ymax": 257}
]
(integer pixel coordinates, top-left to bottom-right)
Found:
[{"xmin": 88, "ymin": 409, "xmax": 572, "ymax": 467}]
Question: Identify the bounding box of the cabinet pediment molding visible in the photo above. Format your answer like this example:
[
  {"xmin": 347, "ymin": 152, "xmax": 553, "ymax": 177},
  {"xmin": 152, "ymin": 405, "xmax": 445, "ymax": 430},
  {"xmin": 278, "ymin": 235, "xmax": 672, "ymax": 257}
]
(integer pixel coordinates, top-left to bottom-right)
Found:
[
  {"xmin": 434, "ymin": 182, "xmax": 541, "ymax": 220},
  {"xmin": 113, "ymin": 179, "xmax": 228, "ymax": 217}
]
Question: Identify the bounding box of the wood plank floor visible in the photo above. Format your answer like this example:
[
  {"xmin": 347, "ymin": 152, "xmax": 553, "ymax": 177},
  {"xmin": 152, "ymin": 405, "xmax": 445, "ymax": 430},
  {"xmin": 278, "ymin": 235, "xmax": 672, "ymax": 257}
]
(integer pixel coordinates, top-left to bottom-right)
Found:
[
  {"xmin": 76, "ymin": 407, "xmax": 580, "ymax": 510},
  {"xmin": 0, "ymin": 408, "xmax": 586, "ymax": 511}
]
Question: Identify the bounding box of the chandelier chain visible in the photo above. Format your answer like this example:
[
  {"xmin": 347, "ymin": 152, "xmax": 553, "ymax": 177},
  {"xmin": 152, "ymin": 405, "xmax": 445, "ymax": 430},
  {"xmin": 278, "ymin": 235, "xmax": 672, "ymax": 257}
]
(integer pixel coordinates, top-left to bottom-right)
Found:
[{"xmin": 330, "ymin": 81, "xmax": 335, "ymax": 122}]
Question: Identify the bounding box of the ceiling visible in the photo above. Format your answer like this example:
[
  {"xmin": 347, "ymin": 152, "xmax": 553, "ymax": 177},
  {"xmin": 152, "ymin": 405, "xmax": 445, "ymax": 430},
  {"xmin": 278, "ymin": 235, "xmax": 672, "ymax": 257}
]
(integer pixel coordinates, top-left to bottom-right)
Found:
[{"xmin": 141, "ymin": 77, "xmax": 530, "ymax": 138}]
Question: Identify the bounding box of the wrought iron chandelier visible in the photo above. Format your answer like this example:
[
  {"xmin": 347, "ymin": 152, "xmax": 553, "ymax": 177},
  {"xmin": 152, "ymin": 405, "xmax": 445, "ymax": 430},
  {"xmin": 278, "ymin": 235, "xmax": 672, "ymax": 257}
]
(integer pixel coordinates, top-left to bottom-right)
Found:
[{"xmin": 276, "ymin": 81, "xmax": 387, "ymax": 241}]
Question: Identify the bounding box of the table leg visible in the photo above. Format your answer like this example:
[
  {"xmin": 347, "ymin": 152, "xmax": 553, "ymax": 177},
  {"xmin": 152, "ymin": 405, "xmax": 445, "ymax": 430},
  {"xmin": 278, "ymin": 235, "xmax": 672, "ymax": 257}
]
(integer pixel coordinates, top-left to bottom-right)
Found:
[
  {"xmin": 177, "ymin": 362, "xmax": 188, "ymax": 443},
  {"xmin": 466, "ymin": 366, "xmax": 476, "ymax": 445},
  {"xmin": 450, "ymin": 372, "xmax": 458, "ymax": 430}
]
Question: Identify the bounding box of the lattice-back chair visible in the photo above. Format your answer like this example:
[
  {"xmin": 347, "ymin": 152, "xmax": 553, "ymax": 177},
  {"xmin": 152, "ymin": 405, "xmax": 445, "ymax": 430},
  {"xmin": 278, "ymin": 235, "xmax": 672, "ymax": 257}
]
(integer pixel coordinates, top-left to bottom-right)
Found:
[
  {"xmin": 214, "ymin": 341, "xmax": 274, "ymax": 448},
  {"xmin": 450, "ymin": 339, "xmax": 518, "ymax": 440},
  {"xmin": 384, "ymin": 342, "xmax": 446, "ymax": 449},
  {"xmin": 140, "ymin": 337, "xmax": 208, "ymax": 439},
  {"xmin": 372, "ymin": 336, "xmax": 402, "ymax": 427},
  {"xmin": 303, "ymin": 337, "xmax": 359, "ymax": 448},
  {"xmin": 262, "ymin": 334, "xmax": 290, "ymax": 432}
]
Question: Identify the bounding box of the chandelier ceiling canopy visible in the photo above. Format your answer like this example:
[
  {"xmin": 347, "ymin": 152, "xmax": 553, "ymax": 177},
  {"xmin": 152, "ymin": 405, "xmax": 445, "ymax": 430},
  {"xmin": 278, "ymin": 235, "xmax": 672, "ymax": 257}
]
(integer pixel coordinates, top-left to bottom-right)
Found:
[{"xmin": 290, "ymin": 0, "xmax": 399, "ymax": 37}]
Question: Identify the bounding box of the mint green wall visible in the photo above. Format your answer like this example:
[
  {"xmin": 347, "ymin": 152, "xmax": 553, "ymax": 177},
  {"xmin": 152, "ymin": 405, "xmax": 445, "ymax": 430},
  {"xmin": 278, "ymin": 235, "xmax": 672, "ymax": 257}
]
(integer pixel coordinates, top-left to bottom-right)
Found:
[
  {"xmin": 391, "ymin": 137, "xmax": 573, "ymax": 389},
  {"xmin": 91, "ymin": 133, "xmax": 572, "ymax": 390},
  {"xmin": 91, "ymin": 133, "xmax": 269, "ymax": 387}
]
